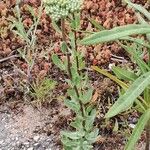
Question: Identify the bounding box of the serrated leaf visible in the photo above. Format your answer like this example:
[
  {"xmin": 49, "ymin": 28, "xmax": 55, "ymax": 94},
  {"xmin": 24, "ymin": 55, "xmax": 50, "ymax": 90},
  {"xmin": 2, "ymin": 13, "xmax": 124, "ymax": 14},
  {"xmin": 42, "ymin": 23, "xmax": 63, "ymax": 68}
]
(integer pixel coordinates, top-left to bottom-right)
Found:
[
  {"xmin": 125, "ymin": 109, "xmax": 150, "ymax": 150},
  {"xmin": 61, "ymin": 131, "xmax": 85, "ymax": 140},
  {"xmin": 85, "ymin": 128, "xmax": 99, "ymax": 143},
  {"xmin": 52, "ymin": 54, "xmax": 65, "ymax": 71},
  {"xmin": 64, "ymin": 99, "xmax": 80, "ymax": 113},
  {"xmin": 61, "ymin": 136, "xmax": 80, "ymax": 147},
  {"xmin": 80, "ymin": 24, "xmax": 150, "ymax": 45},
  {"xmin": 105, "ymin": 71, "xmax": 150, "ymax": 118},
  {"xmin": 80, "ymin": 88, "xmax": 93, "ymax": 104},
  {"xmin": 112, "ymin": 66, "xmax": 138, "ymax": 81},
  {"xmin": 70, "ymin": 116, "xmax": 83, "ymax": 130}
]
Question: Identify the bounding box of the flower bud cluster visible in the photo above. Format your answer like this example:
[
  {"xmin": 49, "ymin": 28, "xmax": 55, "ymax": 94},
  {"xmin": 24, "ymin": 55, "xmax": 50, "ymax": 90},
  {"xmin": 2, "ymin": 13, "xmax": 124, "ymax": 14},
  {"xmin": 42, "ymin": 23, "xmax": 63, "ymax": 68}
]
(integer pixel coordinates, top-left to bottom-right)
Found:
[{"xmin": 44, "ymin": 0, "xmax": 83, "ymax": 21}]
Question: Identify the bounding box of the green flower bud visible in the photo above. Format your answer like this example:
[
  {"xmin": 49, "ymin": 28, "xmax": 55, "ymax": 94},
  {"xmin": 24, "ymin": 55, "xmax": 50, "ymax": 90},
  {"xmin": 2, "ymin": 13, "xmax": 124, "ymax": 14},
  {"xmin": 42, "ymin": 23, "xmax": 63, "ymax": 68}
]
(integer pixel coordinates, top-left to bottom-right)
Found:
[{"xmin": 43, "ymin": 0, "xmax": 83, "ymax": 21}]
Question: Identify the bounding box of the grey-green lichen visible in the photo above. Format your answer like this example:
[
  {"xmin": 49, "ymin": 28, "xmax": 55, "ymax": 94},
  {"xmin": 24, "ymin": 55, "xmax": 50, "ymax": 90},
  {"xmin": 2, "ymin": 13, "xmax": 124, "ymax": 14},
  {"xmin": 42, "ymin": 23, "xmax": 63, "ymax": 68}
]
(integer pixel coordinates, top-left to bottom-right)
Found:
[{"xmin": 43, "ymin": 0, "xmax": 83, "ymax": 21}]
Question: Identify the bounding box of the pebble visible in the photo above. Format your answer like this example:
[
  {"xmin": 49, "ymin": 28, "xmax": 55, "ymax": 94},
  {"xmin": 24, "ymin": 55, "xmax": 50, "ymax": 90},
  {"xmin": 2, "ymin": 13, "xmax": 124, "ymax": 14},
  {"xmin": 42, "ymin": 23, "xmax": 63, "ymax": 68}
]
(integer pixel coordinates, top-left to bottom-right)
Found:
[
  {"xmin": 27, "ymin": 147, "xmax": 34, "ymax": 150},
  {"xmin": 0, "ymin": 105, "xmax": 60, "ymax": 150},
  {"xmin": 33, "ymin": 135, "xmax": 40, "ymax": 141},
  {"xmin": 0, "ymin": 140, "xmax": 4, "ymax": 144}
]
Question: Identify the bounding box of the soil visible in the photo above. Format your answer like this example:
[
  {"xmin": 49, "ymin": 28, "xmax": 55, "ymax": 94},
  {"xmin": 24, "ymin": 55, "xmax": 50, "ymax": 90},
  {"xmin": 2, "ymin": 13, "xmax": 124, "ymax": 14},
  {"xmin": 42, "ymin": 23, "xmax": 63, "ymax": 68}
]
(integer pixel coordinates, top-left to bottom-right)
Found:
[{"xmin": 0, "ymin": 0, "xmax": 149, "ymax": 150}]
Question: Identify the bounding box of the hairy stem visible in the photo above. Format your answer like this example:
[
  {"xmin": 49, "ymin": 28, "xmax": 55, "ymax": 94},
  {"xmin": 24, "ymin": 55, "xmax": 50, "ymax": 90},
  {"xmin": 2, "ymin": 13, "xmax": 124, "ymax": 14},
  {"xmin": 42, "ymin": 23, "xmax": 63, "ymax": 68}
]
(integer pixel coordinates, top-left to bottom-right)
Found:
[
  {"xmin": 61, "ymin": 18, "xmax": 72, "ymax": 80},
  {"xmin": 61, "ymin": 17, "xmax": 85, "ymax": 123},
  {"xmin": 145, "ymin": 119, "xmax": 150, "ymax": 150},
  {"xmin": 72, "ymin": 14, "xmax": 80, "ymax": 75}
]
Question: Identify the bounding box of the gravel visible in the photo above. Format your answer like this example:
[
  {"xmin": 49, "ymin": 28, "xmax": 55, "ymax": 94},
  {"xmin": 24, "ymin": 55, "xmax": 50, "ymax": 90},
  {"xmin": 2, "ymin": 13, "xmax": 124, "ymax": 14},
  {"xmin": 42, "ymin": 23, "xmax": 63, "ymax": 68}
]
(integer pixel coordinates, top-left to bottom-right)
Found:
[{"xmin": 0, "ymin": 104, "xmax": 60, "ymax": 150}]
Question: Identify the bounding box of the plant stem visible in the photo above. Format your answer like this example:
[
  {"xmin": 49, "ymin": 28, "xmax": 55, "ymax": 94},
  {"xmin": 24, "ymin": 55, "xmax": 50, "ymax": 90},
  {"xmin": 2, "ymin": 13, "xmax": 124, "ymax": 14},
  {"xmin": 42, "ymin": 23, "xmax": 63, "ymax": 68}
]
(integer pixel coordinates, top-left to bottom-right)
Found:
[
  {"xmin": 72, "ymin": 14, "xmax": 80, "ymax": 75},
  {"xmin": 145, "ymin": 119, "xmax": 150, "ymax": 150},
  {"xmin": 61, "ymin": 17, "xmax": 85, "ymax": 123},
  {"xmin": 61, "ymin": 18, "xmax": 72, "ymax": 80}
]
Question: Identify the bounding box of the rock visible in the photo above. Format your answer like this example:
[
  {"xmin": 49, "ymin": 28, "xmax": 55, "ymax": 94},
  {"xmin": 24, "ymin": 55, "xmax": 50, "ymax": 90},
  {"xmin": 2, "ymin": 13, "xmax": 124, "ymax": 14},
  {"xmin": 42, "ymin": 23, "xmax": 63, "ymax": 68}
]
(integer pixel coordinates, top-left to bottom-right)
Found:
[
  {"xmin": 0, "ymin": 140, "xmax": 4, "ymax": 145},
  {"xmin": 33, "ymin": 135, "xmax": 40, "ymax": 141},
  {"xmin": 27, "ymin": 147, "xmax": 34, "ymax": 150}
]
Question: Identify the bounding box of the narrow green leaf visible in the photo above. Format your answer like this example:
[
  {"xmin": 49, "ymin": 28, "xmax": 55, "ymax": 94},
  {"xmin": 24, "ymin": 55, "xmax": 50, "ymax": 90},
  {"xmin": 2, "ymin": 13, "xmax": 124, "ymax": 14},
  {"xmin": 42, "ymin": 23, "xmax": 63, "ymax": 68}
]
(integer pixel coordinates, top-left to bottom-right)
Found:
[
  {"xmin": 125, "ymin": 0, "xmax": 150, "ymax": 20},
  {"xmin": 120, "ymin": 36, "xmax": 150, "ymax": 49},
  {"xmin": 119, "ymin": 42, "xmax": 150, "ymax": 73},
  {"xmin": 51, "ymin": 20, "xmax": 61, "ymax": 33},
  {"xmin": 92, "ymin": 66, "xmax": 128, "ymax": 90},
  {"xmin": 112, "ymin": 66, "xmax": 138, "ymax": 81},
  {"xmin": 88, "ymin": 18, "xmax": 105, "ymax": 30},
  {"xmin": 125, "ymin": 109, "xmax": 150, "ymax": 150},
  {"xmin": 80, "ymin": 24, "xmax": 150, "ymax": 45},
  {"xmin": 92, "ymin": 66, "xmax": 147, "ymax": 111},
  {"xmin": 105, "ymin": 71, "xmax": 150, "ymax": 118},
  {"xmin": 136, "ymin": 13, "xmax": 150, "ymax": 42},
  {"xmin": 51, "ymin": 54, "xmax": 65, "ymax": 71}
]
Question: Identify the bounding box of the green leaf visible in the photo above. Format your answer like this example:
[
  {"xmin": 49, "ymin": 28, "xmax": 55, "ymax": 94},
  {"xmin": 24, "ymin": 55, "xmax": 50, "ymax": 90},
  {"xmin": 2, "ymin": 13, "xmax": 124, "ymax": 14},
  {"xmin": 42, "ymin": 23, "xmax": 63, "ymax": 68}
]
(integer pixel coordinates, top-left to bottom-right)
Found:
[
  {"xmin": 71, "ymin": 13, "xmax": 80, "ymax": 30},
  {"xmin": 51, "ymin": 20, "xmax": 61, "ymax": 33},
  {"xmin": 82, "ymin": 141, "xmax": 93, "ymax": 150},
  {"xmin": 125, "ymin": 0, "xmax": 150, "ymax": 20},
  {"xmin": 80, "ymin": 88, "xmax": 93, "ymax": 104},
  {"xmin": 119, "ymin": 43, "xmax": 150, "ymax": 73},
  {"xmin": 105, "ymin": 71, "xmax": 150, "ymax": 118},
  {"xmin": 60, "ymin": 41, "xmax": 67, "ymax": 53},
  {"xmin": 92, "ymin": 66, "xmax": 128, "ymax": 90},
  {"xmin": 136, "ymin": 13, "xmax": 150, "ymax": 42},
  {"xmin": 67, "ymin": 89, "xmax": 78, "ymax": 100},
  {"xmin": 80, "ymin": 24, "xmax": 150, "ymax": 45},
  {"xmin": 85, "ymin": 128, "xmax": 99, "ymax": 143},
  {"xmin": 64, "ymin": 99, "xmax": 80, "ymax": 113},
  {"xmin": 61, "ymin": 130, "xmax": 85, "ymax": 140},
  {"xmin": 51, "ymin": 54, "xmax": 65, "ymax": 71},
  {"xmin": 120, "ymin": 36, "xmax": 150, "ymax": 49},
  {"xmin": 113, "ymin": 119, "xmax": 119, "ymax": 132},
  {"xmin": 70, "ymin": 116, "xmax": 83, "ymax": 130},
  {"xmin": 85, "ymin": 108, "xmax": 97, "ymax": 131},
  {"xmin": 125, "ymin": 109, "xmax": 150, "ymax": 150},
  {"xmin": 88, "ymin": 18, "xmax": 105, "ymax": 30},
  {"xmin": 61, "ymin": 136, "xmax": 80, "ymax": 147},
  {"xmin": 92, "ymin": 66, "xmax": 147, "ymax": 112},
  {"xmin": 112, "ymin": 66, "xmax": 138, "ymax": 81}
]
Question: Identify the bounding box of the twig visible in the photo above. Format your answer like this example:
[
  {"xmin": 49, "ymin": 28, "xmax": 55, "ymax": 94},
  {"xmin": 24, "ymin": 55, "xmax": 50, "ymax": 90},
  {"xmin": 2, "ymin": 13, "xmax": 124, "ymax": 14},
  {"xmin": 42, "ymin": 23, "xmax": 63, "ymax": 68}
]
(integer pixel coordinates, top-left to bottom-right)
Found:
[{"xmin": 0, "ymin": 55, "xmax": 19, "ymax": 63}]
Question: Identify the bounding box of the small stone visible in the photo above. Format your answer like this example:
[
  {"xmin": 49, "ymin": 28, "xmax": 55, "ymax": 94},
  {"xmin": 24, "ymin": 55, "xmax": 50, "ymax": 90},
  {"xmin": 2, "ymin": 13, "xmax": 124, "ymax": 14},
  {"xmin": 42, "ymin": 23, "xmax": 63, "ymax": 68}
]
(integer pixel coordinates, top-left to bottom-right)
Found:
[
  {"xmin": 24, "ymin": 141, "xmax": 30, "ymax": 145},
  {"xmin": 129, "ymin": 123, "xmax": 135, "ymax": 129},
  {"xmin": 0, "ymin": 140, "xmax": 4, "ymax": 145},
  {"xmin": 27, "ymin": 147, "xmax": 33, "ymax": 150},
  {"xmin": 33, "ymin": 135, "xmax": 40, "ymax": 141}
]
